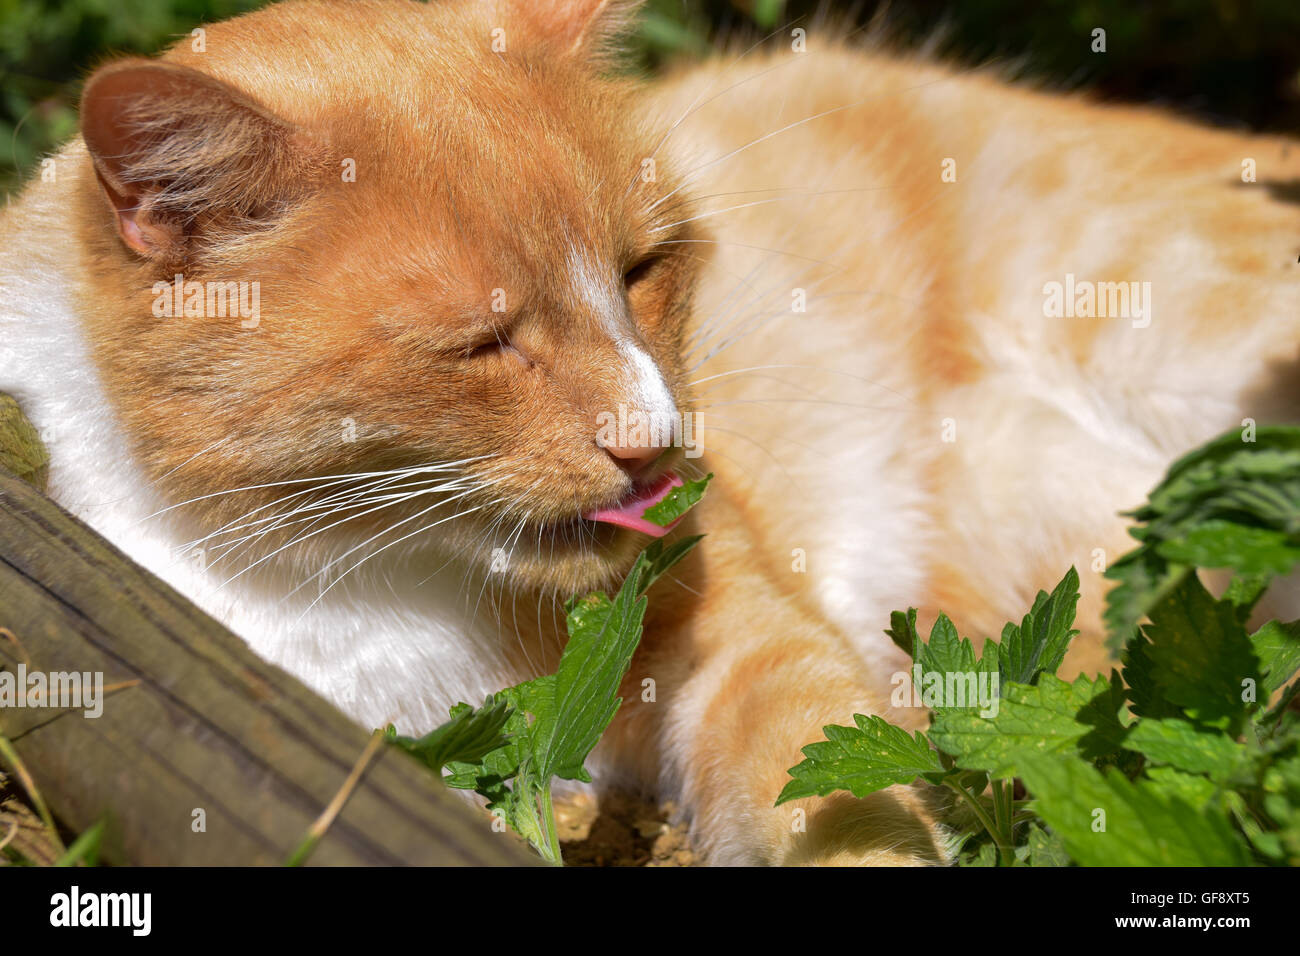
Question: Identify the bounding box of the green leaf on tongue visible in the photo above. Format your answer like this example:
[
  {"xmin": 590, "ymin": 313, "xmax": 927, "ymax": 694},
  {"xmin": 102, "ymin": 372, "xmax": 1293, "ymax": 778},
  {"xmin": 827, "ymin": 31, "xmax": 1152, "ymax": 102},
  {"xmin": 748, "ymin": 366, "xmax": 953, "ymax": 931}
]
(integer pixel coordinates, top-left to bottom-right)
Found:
[{"xmin": 643, "ymin": 472, "xmax": 713, "ymax": 527}]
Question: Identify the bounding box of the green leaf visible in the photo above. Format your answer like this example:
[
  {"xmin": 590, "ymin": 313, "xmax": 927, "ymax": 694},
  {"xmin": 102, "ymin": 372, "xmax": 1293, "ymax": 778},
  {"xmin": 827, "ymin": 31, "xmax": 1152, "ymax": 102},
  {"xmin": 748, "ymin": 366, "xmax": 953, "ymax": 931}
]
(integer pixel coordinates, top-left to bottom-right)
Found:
[
  {"xmin": 437, "ymin": 528, "xmax": 703, "ymax": 861},
  {"xmin": 630, "ymin": 534, "xmax": 704, "ymax": 597},
  {"xmin": 1105, "ymin": 552, "xmax": 1190, "ymax": 653},
  {"xmin": 537, "ymin": 588, "xmax": 647, "ymax": 782},
  {"xmin": 1017, "ymin": 755, "xmax": 1248, "ymax": 865},
  {"xmin": 1250, "ymin": 619, "xmax": 1300, "ymax": 698},
  {"xmin": 485, "ymin": 764, "xmax": 547, "ymax": 854},
  {"xmin": 1124, "ymin": 718, "xmax": 1246, "ymax": 779},
  {"xmin": 1120, "ymin": 630, "xmax": 1184, "ymax": 721},
  {"xmin": 777, "ymin": 714, "xmax": 946, "ymax": 804},
  {"xmin": 751, "ymin": 0, "xmax": 787, "ymax": 29},
  {"xmin": 998, "ymin": 568, "xmax": 1080, "ymax": 687},
  {"xmin": 389, "ymin": 697, "xmax": 512, "ymax": 775},
  {"xmin": 1104, "ymin": 426, "xmax": 1300, "ymax": 643},
  {"xmin": 643, "ymin": 473, "xmax": 713, "ymax": 527},
  {"xmin": 928, "ymin": 674, "xmax": 1127, "ymax": 778},
  {"xmin": 885, "ymin": 608, "xmax": 917, "ymax": 658},
  {"xmin": 516, "ymin": 533, "xmax": 701, "ymax": 785},
  {"xmin": 960, "ymin": 840, "xmax": 999, "ymax": 867},
  {"xmin": 1263, "ymin": 681, "xmax": 1300, "ymax": 730},
  {"xmin": 637, "ymin": 10, "xmax": 711, "ymax": 56},
  {"xmin": 1139, "ymin": 573, "xmax": 1261, "ymax": 729},
  {"xmin": 1024, "ymin": 823, "xmax": 1070, "ymax": 867},
  {"xmin": 916, "ymin": 613, "xmax": 977, "ymax": 680},
  {"xmin": 1156, "ymin": 520, "xmax": 1300, "ymax": 577},
  {"xmin": 1261, "ymin": 750, "xmax": 1300, "ymax": 863},
  {"xmin": 1144, "ymin": 766, "xmax": 1220, "ymax": 805},
  {"xmin": 1223, "ymin": 573, "xmax": 1271, "ymax": 622},
  {"xmin": 443, "ymin": 680, "xmax": 546, "ymax": 794}
]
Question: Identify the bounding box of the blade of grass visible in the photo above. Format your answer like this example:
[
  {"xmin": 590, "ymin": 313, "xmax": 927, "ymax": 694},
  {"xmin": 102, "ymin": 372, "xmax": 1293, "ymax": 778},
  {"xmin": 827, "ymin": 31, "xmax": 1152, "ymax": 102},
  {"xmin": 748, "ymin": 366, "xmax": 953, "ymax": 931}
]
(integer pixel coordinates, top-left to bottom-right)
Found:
[
  {"xmin": 54, "ymin": 818, "xmax": 104, "ymax": 867},
  {"xmin": 285, "ymin": 729, "xmax": 386, "ymax": 867},
  {"xmin": 0, "ymin": 731, "xmax": 66, "ymax": 855}
]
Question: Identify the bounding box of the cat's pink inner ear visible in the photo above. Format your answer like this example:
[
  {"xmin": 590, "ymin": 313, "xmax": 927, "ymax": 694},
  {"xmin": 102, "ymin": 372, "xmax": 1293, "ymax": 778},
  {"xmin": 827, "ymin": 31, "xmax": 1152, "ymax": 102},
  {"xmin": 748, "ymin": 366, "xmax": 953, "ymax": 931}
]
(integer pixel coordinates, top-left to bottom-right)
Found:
[
  {"xmin": 79, "ymin": 60, "xmax": 322, "ymax": 260},
  {"xmin": 500, "ymin": 0, "xmax": 644, "ymax": 58},
  {"xmin": 80, "ymin": 65, "xmax": 181, "ymax": 256}
]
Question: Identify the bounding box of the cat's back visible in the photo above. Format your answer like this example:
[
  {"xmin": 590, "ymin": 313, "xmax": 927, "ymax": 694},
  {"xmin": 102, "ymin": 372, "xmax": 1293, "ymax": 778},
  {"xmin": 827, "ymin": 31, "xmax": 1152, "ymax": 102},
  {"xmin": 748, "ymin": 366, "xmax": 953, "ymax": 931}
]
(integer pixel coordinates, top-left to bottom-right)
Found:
[{"xmin": 647, "ymin": 40, "xmax": 1300, "ymax": 670}]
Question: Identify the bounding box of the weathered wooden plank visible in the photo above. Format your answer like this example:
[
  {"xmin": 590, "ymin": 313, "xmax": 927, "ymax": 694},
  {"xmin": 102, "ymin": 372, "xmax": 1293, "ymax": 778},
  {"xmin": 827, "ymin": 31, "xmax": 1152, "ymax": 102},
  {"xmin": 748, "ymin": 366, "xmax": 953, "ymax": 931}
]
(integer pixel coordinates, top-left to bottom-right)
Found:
[{"xmin": 0, "ymin": 467, "xmax": 536, "ymax": 865}]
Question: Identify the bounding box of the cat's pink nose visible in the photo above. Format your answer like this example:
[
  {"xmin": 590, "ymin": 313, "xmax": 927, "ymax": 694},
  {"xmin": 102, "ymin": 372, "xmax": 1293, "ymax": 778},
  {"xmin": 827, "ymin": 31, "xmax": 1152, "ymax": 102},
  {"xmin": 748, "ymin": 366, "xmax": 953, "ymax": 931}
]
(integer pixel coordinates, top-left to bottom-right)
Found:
[{"xmin": 603, "ymin": 441, "xmax": 665, "ymax": 474}]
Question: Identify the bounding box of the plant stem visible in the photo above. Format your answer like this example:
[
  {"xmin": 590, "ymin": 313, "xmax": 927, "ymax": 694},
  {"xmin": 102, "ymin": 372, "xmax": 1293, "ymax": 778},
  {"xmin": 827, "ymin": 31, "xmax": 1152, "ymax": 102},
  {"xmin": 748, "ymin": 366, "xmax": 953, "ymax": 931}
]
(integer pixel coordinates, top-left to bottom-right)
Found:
[
  {"xmin": 992, "ymin": 779, "xmax": 1016, "ymax": 864},
  {"xmin": 947, "ymin": 778, "xmax": 1012, "ymax": 866},
  {"xmin": 538, "ymin": 784, "xmax": 563, "ymax": 865},
  {"xmin": 995, "ymin": 780, "xmax": 1017, "ymax": 837}
]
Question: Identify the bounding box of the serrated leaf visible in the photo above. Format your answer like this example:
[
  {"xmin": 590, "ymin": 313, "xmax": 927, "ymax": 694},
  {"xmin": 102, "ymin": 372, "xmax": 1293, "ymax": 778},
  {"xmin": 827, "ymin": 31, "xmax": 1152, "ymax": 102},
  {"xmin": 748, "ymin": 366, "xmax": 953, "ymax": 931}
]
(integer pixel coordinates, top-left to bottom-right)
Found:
[
  {"xmin": 1024, "ymin": 823, "xmax": 1070, "ymax": 867},
  {"xmin": 530, "ymin": 534, "xmax": 700, "ymax": 784},
  {"xmin": 642, "ymin": 473, "xmax": 713, "ymax": 527},
  {"xmin": 1017, "ymin": 755, "xmax": 1248, "ymax": 865},
  {"xmin": 1156, "ymin": 520, "xmax": 1300, "ymax": 576},
  {"xmin": 1143, "ymin": 766, "xmax": 1220, "ymax": 805},
  {"xmin": 1140, "ymin": 573, "xmax": 1261, "ymax": 730},
  {"xmin": 960, "ymin": 840, "xmax": 999, "ymax": 867},
  {"xmin": 443, "ymin": 679, "xmax": 549, "ymax": 794},
  {"xmin": 1104, "ymin": 551, "xmax": 1188, "ymax": 653},
  {"xmin": 777, "ymin": 714, "xmax": 946, "ymax": 804},
  {"xmin": 630, "ymin": 534, "xmax": 703, "ymax": 597},
  {"xmin": 1124, "ymin": 717, "xmax": 1246, "ymax": 779},
  {"xmin": 485, "ymin": 768, "xmax": 546, "ymax": 851},
  {"xmin": 1223, "ymin": 573, "xmax": 1271, "ymax": 622},
  {"xmin": 535, "ymin": 587, "xmax": 646, "ymax": 782},
  {"xmin": 1104, "ymin": 426, "xmax": 1300, "ymax": 643},
  {"xmin": 1120, "ymin": 630, "xmax": 1184, "ymax": 721},
  {"xmin": 916, "ymin": 613, "xmax": 977, "ymax": 679},
  {"xmin": 885, "ymin": 608, "xmax": 917, "ymax": 658},
  {"xmin": 438, "ymin": 530, "xmax": 702, "ymax": 860},
  {"xmin": 928, "ymin": 674, "xmax": 1126, "ymax": 778},
  {"xmin": 390, "ymin": 696, "xmax": 512, "ymax": 775},
  {"xmin": 1250, "ymin": 619, "xmax": 1300, "ymax": 698},
  {"xmin": 998, "ymin": 567, "xmax": 1080, "ymax": 687}
]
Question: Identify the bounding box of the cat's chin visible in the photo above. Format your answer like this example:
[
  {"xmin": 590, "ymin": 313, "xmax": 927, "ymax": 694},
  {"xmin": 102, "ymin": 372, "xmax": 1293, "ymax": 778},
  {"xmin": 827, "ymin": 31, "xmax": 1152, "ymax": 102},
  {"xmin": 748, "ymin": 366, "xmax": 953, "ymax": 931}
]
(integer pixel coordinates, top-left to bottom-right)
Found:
[{"xmin": 476, "ymin": 518, "xmax": 649, "ymax": 597}]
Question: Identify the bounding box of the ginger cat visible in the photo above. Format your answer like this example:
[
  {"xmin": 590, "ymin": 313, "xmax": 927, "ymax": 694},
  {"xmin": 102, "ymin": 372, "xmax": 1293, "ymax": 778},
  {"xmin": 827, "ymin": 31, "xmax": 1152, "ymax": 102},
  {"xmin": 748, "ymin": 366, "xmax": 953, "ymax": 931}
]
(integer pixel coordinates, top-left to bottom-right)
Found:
[{"xmin": 2, "ymin": 0, "xmax": 1298, "ymax": 865}]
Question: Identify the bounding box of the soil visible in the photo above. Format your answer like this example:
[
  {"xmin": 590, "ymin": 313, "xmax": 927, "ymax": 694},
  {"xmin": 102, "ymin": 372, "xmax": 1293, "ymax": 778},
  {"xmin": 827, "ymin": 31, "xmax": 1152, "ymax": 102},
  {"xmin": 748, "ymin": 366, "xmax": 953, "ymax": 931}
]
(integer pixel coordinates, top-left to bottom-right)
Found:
[{"xmin": 557, "ymin": 790, "xmax": 697, "ymax": 867}]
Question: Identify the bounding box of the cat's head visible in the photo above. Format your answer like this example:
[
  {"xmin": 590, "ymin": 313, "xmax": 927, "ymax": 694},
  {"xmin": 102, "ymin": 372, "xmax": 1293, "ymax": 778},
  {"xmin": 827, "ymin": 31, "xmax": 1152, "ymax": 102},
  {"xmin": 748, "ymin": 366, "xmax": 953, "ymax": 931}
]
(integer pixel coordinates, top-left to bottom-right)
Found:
[{"xmin": 74, "ymin": 0, "xmax": 709, "ymax": 595}]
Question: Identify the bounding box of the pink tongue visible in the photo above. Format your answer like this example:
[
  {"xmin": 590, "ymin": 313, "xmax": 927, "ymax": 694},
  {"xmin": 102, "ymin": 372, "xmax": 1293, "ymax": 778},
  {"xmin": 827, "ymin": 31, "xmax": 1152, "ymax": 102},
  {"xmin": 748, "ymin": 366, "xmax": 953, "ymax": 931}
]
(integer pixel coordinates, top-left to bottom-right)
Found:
[{"xmin": 583, "ymin": 473, "xmax": 684, "ymax": 537}]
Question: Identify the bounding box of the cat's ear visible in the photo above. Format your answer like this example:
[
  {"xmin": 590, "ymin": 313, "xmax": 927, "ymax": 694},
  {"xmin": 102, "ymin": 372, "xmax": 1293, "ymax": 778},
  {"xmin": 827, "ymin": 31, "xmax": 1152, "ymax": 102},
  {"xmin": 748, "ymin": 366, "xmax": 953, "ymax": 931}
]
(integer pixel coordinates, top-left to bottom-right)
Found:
[
  {"xmin": 79, "ymin": 59, "xmax": 324, "ymax": 261},
  {"xmin": 497, "ymin": 0, "xmax": 645, "ymax": 61}
]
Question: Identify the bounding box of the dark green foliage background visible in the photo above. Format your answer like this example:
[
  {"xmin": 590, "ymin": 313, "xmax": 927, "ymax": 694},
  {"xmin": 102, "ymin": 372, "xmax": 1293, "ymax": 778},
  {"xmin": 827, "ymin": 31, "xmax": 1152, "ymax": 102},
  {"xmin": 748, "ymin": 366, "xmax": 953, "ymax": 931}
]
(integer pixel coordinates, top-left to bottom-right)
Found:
[{"xmin": 2, "ymin": 0, "xmax": 1298, "ymax": 195}]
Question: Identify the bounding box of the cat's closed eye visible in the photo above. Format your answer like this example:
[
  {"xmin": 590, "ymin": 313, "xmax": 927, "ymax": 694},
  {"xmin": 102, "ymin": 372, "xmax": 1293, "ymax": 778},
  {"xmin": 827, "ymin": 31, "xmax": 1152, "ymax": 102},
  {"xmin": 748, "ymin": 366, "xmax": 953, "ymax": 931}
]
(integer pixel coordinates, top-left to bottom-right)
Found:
[
  {"xmin": 462, "ymin": 334, "xmax": 527, "ymax": 365},
  {"xmin": 622, "ymin": 255, "xmax": 662, "ymax": 291},
  {"xmin": 463, "ymin": 338, "xmax": 506, "ymax": 359}
]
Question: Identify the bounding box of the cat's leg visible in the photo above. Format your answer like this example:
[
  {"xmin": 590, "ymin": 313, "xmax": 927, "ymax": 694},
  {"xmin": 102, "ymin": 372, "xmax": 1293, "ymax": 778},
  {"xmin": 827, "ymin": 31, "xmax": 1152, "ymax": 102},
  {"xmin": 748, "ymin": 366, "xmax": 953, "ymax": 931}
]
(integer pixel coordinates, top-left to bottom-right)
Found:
[
  {"xmin": 665, "ymin": 626, "xmax": 949, "ymax": 865},
  {"xmin": 615, "ymin": 495, "xmax": 951, "ymax": 866}
]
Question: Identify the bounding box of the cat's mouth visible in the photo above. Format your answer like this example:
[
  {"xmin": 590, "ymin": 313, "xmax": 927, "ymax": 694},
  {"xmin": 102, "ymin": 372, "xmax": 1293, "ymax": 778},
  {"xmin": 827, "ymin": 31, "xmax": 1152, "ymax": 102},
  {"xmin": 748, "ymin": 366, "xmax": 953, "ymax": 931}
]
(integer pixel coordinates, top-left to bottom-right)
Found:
[
  {"xmin": 580, "ymin": 471, "xmax": 684, "ymax": 538},
  {"xmin": 466, "ymin": 469, "xmax": 687, "ymax": 594}
]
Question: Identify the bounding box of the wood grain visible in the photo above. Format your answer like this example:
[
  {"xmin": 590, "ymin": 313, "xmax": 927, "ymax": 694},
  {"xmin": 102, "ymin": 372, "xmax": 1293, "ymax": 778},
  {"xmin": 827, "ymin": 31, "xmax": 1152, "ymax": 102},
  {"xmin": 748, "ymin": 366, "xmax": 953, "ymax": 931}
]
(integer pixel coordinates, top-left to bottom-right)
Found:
[{"xmin": 0, "ymin": 466, "xmax": 536, "ymax": 866}]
